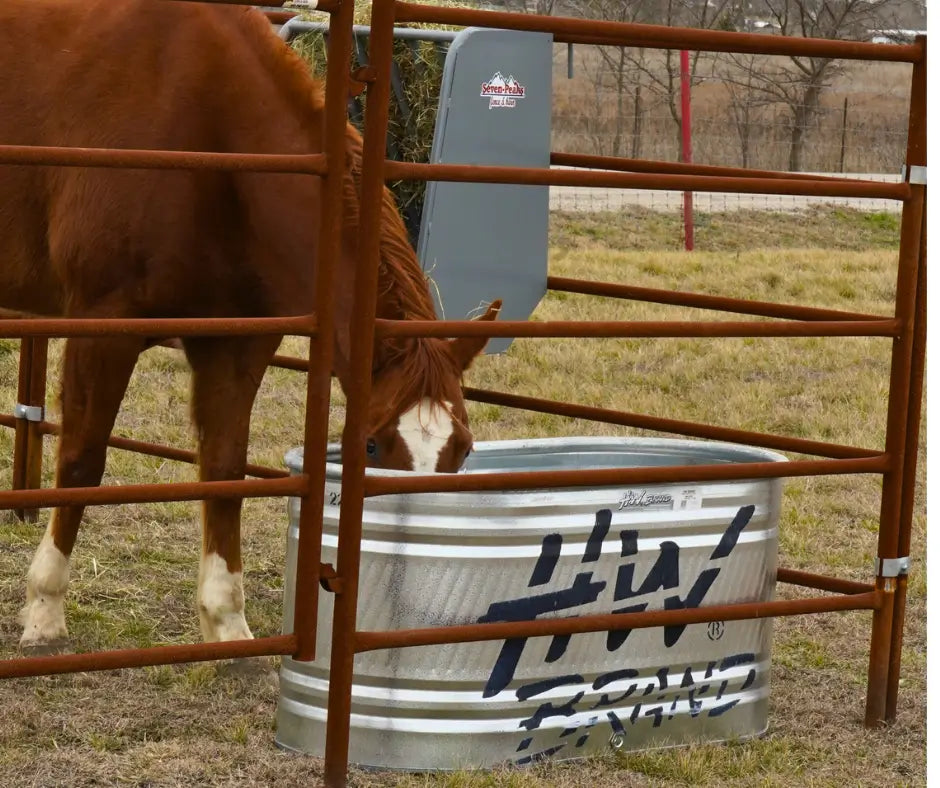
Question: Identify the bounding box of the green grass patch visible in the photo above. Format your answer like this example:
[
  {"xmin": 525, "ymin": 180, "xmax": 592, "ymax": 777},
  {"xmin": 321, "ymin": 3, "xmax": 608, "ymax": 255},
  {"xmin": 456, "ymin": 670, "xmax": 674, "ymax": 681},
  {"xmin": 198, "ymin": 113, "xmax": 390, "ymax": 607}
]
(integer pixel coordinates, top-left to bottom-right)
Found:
[
  {"xmin": 775, "ymin": 635, "xmax": 844, "ymax": 672},
  {"xmin": 550, "ymin": 207, "xmax": 902, "ymax": 252}
]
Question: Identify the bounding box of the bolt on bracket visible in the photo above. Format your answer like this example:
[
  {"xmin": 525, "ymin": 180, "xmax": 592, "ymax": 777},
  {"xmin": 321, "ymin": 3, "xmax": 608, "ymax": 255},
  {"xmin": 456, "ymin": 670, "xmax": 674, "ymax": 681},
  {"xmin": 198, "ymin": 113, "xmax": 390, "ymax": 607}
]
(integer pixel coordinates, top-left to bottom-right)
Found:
[
  {"xmin": 13, "ymin": 403, "xmax": 44, "ymax": 423},
  {"xmin": 902, "ymin": 164, "xmax": 926, "ymax": 185},
  {"xmin": 875, "ymin": 556, "xmax": 910, "ymax": 578}
]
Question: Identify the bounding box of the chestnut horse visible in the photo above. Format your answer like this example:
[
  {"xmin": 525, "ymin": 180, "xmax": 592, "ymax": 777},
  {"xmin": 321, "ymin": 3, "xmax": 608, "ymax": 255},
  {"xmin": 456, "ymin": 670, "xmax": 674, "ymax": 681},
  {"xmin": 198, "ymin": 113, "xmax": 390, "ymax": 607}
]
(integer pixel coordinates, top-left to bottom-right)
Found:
[{"xmin": 0, "ymin": 0, "xmax": 499, "ymax": 654}]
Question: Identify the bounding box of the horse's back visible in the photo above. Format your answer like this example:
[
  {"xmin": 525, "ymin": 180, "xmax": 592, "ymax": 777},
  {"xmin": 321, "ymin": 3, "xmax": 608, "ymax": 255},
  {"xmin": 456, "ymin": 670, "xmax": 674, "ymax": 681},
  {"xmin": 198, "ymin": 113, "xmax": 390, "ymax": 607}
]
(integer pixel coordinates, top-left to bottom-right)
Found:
[
  {"xmin": 0, "ymin": 0, "xmax": 321, "ymax": 318},
  {"xmin": 0, "ymin": 0, "xmax": 237, "ymax": 148}
]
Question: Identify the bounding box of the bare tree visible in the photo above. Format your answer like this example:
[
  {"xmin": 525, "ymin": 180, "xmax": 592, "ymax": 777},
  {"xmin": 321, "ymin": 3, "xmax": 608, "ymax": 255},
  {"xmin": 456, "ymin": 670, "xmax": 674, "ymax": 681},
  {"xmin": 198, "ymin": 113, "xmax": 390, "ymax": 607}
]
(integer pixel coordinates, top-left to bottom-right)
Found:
[
  {"xmin": 571, "ymin": 0, "xmax": 654, "ymax": 158},
  {"xmin": 715, "ymin": 54, "xmax": 777, "ymax": 168},
  {"xmin": 577, "ymin": 0, "xmax": 749, "ymax": 160},
  {"xmin": 752, "ymin": 0, "xmax": 898, "ymax": 171},
  {"xmin": 638, "ymin": 0, "xmax": 748, "ymax": 158}
]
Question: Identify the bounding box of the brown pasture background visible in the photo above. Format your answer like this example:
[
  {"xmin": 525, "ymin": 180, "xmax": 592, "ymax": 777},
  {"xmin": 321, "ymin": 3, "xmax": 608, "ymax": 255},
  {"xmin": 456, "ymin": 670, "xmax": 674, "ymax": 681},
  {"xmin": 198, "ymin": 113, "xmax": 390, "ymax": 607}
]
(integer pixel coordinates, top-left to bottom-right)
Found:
[{"xmin": 551, "ymin": 53, "xmax": 911, "ymax": 174}]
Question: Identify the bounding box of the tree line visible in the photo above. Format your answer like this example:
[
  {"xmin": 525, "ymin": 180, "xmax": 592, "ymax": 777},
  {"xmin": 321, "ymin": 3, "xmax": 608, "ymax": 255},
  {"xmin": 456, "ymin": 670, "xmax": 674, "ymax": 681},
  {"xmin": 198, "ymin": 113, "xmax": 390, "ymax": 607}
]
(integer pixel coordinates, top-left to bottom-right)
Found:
[{"xmin": 491, "ymin": 0, "xmax": 918, "ymax": 171}]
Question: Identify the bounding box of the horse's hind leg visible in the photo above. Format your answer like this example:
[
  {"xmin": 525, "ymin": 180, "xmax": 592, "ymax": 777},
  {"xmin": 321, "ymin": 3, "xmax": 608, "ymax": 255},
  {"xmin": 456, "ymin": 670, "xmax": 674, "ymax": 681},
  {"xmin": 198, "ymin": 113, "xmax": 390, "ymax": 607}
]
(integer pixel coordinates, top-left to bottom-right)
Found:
[
  {"xmin": 183, "ymin": 336, "xmax": 279, "ymax": 645},
  {"xmin": 20, "ymin": 336, "xmax": 143, "ymax": 654}
]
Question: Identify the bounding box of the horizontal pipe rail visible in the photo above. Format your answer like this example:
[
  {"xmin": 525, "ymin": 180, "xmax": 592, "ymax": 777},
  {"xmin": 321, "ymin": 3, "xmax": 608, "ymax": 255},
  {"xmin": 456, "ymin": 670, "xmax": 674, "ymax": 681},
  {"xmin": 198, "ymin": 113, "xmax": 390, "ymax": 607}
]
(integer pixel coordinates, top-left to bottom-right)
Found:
[
  {"xmin": 354, "ymin": 591, "xmax": 882, "ymax": 653},
  {"xmin": 0, "ymin": 315, "xmax": 314, "ymax": 339},
  {"xmin": 461, "ymin": 387, "xmax": 882, "ymax": 461},
  {"xmin": 556, "ymin": 29, "xmax": 923, "ymax": 63},
  {"xmin": 384, "ymin": 160, "xmax": 910, "ymax": 200},
  {"xmin": 365, "ymin": 455, "xmax": 889, "ymax": 497},
  {"xmin": 0, "ymin": 634, "xmax": 297, "ymax": 680},
  {"xmin": 155, "ymin": 341, "xmax": 312, "ymax": 375},
  {"xmin": 375, "ymin": 317, "xmax": 900, "ymax": 339},
  {"xmin": 271, "ymin": 353, "xmax": 312, "ymax": 371},
  {"xmin": 0, "ymin": 414, "xmax": 289, "ymax": 480},
  {"xmin": 546, "ymin": 276, "xmax": 888, "ymax": 323},
  {"xmin": 96, "ymin": 433, "xmax": 289, "ymax": 479},
  {"xmin": 0, "ymin": 144, "xmax": 327, "ymax": 174},
  {"xmin": 394, "ymin": 2, "xmax": 923, "ymax": 63},
  {"xmin": 281, "ymin": 19, "xmax": 460, "ymax": 43},
  {"xmin": 550, "ymin": 151, "xmax": 876, "ymax": 183},
  {"xmin": 0, "ymin": 475, "xmax": 305, "ymax": 511},
  {"xmin": 777, "ymin": 567, "xmax": 874, "ymax": 596}
]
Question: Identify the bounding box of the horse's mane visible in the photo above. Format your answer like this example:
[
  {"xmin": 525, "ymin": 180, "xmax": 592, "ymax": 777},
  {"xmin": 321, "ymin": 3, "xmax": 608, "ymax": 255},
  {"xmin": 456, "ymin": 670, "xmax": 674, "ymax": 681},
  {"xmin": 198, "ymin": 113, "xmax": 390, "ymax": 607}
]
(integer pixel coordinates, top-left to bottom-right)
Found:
[
  {"xmin": 342, "ymin": 126, "xmax": 464, "ymax": 427},
  {"xmin": 241, "ymin": 8, "xmax": 462, "ymax": 424},
  {"xmin": 238, "ymin": 7, "xmax": 329, "ymax": 118}
]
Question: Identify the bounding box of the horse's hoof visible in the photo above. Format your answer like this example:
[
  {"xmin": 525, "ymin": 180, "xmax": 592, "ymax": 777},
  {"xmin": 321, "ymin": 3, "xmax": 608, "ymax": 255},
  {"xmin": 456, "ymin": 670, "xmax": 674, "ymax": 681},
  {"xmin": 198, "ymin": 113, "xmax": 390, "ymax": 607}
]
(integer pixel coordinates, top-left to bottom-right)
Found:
[{"xmin": 19, "ymin": 638, "xmax": 72, "ymax": 656}]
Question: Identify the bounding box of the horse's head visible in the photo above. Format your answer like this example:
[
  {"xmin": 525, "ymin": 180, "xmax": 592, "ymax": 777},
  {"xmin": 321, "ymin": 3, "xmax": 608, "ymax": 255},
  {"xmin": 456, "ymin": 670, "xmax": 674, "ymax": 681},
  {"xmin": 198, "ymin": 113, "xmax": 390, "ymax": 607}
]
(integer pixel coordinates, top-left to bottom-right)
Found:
[{"xmin": 365, "ymin": 300, "xmax": 502, "ymax": 473}]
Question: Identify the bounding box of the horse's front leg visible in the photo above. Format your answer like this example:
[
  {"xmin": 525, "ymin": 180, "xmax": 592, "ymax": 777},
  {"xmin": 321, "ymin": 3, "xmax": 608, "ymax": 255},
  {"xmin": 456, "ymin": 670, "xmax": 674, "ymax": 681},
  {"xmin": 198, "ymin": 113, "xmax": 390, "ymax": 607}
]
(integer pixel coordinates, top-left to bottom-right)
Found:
[
  {"xmin": 183, "ymin": 336, "xmax": 279, "ymax": 645},
  {"xmin": 20, "ymin": 336, "xmax": 143, "ymax": 654}
]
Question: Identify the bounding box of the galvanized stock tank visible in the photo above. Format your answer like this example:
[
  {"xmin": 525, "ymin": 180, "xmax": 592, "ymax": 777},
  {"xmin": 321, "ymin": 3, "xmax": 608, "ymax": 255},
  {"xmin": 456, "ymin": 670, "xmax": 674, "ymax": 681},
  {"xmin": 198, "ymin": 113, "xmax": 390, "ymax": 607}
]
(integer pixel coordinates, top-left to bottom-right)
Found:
[{"xmin": 276, "ymin": 438, "xmax": 785, "ymax": 770}]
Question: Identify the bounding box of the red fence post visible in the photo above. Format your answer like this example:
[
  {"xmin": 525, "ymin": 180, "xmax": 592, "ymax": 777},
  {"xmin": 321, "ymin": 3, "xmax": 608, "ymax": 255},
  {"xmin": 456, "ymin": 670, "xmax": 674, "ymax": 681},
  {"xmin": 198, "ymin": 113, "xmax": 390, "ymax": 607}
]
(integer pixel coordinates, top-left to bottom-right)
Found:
[{"xmin": 680, "ymin": 49, "xmax": 693, "ymax": 251}]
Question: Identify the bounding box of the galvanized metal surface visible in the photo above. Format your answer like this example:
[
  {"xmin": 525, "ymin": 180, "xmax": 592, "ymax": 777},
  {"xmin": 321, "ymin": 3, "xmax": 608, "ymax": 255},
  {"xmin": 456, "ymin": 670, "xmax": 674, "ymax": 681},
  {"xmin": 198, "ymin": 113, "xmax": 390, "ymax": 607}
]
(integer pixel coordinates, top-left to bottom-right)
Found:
[
  {"xmin": 417, "ymin": 27, "xmax": 551, "ymax": 353},
  {"xmin": 279, "ymin": 438, "xmax": 784, "ymax": 770}
]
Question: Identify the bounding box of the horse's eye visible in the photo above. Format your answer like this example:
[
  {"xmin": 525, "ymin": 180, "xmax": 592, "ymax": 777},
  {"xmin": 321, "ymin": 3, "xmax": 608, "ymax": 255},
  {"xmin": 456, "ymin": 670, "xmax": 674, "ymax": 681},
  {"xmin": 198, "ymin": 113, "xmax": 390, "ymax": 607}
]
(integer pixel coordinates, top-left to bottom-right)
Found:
[{"xmin": 366, "ymin": 438, "xmax": 378, "ymax": 458}]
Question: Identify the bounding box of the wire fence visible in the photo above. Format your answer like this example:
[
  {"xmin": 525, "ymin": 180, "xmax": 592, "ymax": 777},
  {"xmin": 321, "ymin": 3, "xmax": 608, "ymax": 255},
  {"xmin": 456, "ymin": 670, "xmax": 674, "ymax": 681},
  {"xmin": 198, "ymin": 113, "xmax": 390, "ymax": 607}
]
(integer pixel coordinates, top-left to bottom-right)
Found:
[
  {"xmin": 285, "ymin": 23, "xmax": 911, "ymax": 219},
  {"xmin": 548, "ymin": 170, "xmax": 904, "ymax": 213},
  {"xmin": 552, "ymin": 106, "xmax": 909, "ymax": 174},
  {"xmin": 548, "ymin": 44, "xmax": 912, "ymax": 214}
]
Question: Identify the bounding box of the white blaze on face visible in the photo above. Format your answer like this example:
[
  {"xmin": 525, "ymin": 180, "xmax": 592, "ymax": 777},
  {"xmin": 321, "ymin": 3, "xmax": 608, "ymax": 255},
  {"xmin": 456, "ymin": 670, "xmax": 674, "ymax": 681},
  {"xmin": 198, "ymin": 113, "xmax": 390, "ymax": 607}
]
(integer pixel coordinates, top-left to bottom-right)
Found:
[
  {"xmin": 20, "ymin": 520, "xmax": 70, "ymax": 648},
  {"xmin": 197, "ymin": 552, "xmax": 253, "ymax": 642},
  {"xmin": 397, "ymin": 397, "xmax": 455, "ymax": 472}
]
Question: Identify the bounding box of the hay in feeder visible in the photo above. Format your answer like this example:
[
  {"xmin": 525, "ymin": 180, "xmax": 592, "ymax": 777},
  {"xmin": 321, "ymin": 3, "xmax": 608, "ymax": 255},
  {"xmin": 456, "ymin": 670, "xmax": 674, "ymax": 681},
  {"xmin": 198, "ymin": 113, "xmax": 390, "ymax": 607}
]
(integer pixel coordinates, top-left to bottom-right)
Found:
[{"xmin": 286, "ymin": 1, "xmax": 468, "ymax": 246}]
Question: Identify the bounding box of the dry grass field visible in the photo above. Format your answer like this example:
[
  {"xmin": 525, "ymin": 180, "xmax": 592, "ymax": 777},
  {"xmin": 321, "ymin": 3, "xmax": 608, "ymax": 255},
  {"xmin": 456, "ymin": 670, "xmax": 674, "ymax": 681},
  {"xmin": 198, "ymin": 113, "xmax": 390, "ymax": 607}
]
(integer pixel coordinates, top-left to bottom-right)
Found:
[{"xmin": 0, "ymin": 208, "xmax": 924, "ymax": 786}]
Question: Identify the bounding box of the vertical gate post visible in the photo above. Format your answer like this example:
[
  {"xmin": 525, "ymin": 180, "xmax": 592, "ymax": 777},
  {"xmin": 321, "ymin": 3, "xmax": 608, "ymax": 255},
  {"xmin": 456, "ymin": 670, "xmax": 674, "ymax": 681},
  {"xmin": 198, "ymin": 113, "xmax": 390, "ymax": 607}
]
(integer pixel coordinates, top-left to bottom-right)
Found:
[
  {"xmin": 291, "ymin": 0, "xmax": 357, "ymax": 668},
  {"xmin": 884, "ymin": 206, "xmax": 925, "ymax": 722},
  {"xmin": 680, "ymin": 48, "xmax": 693, "ymax": 251},
  {"xmin": 864, "ymin": 36, "xmax": 926, "ymax": 728},
  {"xmin": 322, "ymin": 0, "xmax": 398, "ymax": 785},
  {"xmin": 11, "ymin": 337, "xmax": 48, "ymax": 522}
]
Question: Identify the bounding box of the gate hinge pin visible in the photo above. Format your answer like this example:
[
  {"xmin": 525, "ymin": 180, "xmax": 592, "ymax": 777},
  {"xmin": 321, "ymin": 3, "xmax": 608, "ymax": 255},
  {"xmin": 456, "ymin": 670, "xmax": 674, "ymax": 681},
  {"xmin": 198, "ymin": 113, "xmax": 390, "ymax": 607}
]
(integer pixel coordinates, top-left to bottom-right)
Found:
[{"xmin": 902, "ymin": 164, "xmax": 926, "ymax": 185}]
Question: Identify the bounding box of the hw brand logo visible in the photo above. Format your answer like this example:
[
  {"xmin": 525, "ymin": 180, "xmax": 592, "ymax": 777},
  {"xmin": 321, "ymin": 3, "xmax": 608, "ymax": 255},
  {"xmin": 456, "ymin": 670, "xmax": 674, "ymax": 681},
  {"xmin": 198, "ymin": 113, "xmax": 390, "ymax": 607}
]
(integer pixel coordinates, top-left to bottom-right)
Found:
[
  {"xmin": 474, "ymin": 505, "xmax": 759, "ymax": 764},
  {"xmin": 476, "ymin": 505, "xmax": 756, "ymax": 697}
]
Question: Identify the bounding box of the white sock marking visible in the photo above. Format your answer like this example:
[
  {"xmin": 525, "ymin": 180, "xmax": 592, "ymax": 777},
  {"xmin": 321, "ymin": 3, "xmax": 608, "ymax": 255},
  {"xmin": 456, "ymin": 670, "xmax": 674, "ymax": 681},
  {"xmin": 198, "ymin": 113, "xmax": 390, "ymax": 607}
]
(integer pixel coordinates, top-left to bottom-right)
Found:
[
  {"xmin": 20, "ymin": 522, "xmax": 70, "ymax": 647},
  {"xmin": 397, "ymin": 398, "xmax": 455, "ymax": 472},
  {"xmin": 197, "ymin": 552, "xmax": 253, "ymax": 642}
]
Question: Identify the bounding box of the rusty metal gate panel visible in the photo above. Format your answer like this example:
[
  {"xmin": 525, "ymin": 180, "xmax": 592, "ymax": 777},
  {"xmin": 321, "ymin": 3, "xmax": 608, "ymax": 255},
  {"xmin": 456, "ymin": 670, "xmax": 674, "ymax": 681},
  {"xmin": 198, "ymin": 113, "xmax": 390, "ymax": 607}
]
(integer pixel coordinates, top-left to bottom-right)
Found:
[{"xmin": 0, "ymin": 5, "xmax": 926, "ymax": 788}]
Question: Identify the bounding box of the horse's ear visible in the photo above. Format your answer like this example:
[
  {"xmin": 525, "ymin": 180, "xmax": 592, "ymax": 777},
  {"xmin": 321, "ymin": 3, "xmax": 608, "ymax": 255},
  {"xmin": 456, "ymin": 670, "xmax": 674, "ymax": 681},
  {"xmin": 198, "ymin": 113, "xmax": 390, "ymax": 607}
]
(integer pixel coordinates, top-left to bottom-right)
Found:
[{"xmin": 449, "ymin": 299, "xmax": 502, "ymax": 371}]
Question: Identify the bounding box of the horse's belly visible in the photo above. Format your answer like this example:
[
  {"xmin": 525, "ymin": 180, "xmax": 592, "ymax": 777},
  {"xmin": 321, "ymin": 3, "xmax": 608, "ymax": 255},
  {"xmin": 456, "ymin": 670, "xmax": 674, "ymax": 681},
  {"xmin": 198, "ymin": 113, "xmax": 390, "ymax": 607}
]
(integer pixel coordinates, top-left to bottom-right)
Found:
[{"xmin": 0, "ymin": 169, "xmax": 65, "ymax": 317}]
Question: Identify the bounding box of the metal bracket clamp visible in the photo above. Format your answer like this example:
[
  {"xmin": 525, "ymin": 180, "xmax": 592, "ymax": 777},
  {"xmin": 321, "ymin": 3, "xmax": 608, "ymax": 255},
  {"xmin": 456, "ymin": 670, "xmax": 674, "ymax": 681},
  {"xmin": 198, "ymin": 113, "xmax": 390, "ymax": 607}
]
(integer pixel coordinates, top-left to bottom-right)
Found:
[
  {"xmin": 875, "ymin": 556, "xmax": 910, "ymax": 578},
  {"xmin": 13, "ymin": 403, "xmax": 44, "ymax": 423},
  {"xmin": 319, "ymin": 562, "xmax": 344, "ymax": 594},
  {"xmin": 902, "ymin": 164, "xmax": 927, "ymax": 185}
]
